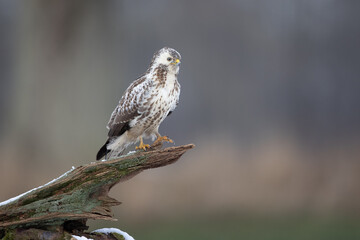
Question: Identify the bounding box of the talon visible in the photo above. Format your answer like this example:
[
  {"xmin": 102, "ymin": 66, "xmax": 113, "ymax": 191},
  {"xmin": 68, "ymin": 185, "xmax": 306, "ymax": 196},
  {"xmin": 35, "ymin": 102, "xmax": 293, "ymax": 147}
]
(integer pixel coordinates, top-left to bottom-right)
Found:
[
  {"xmin": 153, "ymin": 135, "xmax": 174, "ymax": 145},
  {"xmin": 136, "ymin": 144, "xmax": 150, "ymax": 151},
  {"xmin": 164, "ymin": 136, "xmax": 174, "ymax": 143},
  {"xmin": 136, "ymin": 137, "xmax": 150, "ymax": 151}
]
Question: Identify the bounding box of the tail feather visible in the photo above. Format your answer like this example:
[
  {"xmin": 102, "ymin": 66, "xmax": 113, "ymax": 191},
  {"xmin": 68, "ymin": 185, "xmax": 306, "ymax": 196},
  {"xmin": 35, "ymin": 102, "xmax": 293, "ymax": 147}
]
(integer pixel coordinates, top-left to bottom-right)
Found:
[
  {"xmin": 96, "ymin": 140, "xmax": 110, "ymax": 160},
  {"xmin": 107, "ymin": 148, "xmax": 126, "ymax": 160},
  {"xmin": 97, "ymin": 133, "xmax": 133, "ymax": 160}
]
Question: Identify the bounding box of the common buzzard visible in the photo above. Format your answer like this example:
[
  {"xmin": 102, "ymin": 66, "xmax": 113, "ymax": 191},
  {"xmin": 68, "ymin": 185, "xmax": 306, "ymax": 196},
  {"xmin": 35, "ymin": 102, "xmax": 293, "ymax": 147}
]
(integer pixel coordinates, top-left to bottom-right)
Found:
[{"xmin": 96, "ymin": 47, "xmax": 181, "ymax": 160}]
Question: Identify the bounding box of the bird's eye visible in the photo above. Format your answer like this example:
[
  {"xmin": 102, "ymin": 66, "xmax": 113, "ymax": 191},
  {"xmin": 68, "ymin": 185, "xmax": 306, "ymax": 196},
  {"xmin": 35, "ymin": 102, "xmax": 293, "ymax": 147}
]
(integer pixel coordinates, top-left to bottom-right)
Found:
[{"xmin": 167, "ymin": 57, "xmax": 172, "ymax": 61}]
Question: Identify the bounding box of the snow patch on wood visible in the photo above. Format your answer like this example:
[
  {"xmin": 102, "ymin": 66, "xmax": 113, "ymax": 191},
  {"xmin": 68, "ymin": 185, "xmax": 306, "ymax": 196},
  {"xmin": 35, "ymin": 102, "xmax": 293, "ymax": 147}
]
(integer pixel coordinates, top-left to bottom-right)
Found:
[
  {"xmin": 0, "ymin": 166, "xmax": 75, "ymax": 206},
  {"xmin": 92, "ymin": 227, "xmax": 135, "ymax": 240}
]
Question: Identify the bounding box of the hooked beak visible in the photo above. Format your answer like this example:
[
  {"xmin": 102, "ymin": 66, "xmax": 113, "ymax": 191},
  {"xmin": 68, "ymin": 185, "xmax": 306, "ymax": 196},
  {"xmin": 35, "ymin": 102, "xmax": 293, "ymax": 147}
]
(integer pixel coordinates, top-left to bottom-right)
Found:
[{"xmin": 171, "ymin": 58, "xmax": 181, "ymax": 65}]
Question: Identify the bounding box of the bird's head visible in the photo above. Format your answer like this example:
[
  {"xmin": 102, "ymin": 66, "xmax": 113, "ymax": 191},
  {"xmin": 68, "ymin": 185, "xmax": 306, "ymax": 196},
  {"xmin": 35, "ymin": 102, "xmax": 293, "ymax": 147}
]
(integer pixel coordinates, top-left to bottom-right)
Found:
[{"xmin": 150, "ymin": 47, "xmax": 181, "ymax": 74}]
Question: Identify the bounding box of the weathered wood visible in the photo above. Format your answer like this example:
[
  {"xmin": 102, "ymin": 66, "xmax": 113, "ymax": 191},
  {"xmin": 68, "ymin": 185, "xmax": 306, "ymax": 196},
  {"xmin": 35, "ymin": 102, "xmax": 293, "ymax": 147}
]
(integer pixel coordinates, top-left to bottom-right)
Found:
[
  {"xmin": 0, "ymin": 144, "xmax": 194, "ymax": 231},
  {"xmin": 0, "ymin": 227, "xmax": 134, "ymax": 240}
]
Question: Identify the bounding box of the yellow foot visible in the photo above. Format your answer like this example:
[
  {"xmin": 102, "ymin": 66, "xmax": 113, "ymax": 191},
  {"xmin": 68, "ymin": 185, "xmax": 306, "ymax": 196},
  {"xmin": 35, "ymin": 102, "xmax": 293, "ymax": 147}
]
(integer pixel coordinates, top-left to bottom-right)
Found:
[
  {"xmin": 153, "ymin": 135, "xmax": 174, "ymax": 145},
  {"xmin": 135, "ymin": 142, "xmax": 150, "ymax": 151}
]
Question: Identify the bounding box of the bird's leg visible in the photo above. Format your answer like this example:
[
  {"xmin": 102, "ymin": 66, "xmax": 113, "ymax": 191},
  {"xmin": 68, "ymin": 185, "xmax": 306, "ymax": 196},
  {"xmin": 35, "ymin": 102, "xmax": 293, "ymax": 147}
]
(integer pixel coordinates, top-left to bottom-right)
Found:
[
  {"xmin": 153, "ymin": 133, "xmax": 174, "ymax": 146},
  {"xmin": 135, "ymin": 136, "xmax": 150, "ymax": 151}
]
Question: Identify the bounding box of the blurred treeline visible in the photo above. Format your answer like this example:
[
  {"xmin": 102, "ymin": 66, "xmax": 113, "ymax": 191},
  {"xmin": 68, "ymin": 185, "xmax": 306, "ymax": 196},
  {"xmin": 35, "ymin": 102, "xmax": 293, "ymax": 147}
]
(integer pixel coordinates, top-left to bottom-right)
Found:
[{"xmin": 0, "ymin": 0, "xmax": 360, "ymax": 238}]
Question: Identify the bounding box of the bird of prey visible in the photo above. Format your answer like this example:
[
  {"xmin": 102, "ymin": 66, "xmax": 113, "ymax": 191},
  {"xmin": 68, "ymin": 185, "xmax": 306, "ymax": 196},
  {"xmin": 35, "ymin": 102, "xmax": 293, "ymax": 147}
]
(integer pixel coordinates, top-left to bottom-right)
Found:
[{"xmin": 96, "ymin": 47, "xmax": 181, "ymax": 160}]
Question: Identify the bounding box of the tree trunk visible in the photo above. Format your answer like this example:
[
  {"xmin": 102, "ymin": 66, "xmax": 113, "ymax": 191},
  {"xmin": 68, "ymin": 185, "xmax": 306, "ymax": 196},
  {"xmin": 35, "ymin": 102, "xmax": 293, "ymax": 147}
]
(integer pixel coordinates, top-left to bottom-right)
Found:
[{"xmin": 0, "ymin": 144, "xmax": 194, "ymax": 239}]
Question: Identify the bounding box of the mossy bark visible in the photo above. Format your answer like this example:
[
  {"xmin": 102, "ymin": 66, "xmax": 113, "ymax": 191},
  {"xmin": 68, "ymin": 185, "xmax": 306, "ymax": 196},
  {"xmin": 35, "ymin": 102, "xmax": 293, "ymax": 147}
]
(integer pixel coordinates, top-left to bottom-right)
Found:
[{"xmin": 0, "ymin": 144, "xmax": 194, "ymax": 234}]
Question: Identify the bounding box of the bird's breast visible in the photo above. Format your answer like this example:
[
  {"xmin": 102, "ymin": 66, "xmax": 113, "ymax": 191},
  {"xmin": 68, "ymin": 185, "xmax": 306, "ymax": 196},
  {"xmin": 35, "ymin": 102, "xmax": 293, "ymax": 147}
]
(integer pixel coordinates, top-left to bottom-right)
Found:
[{"xmin": 140, "ymin": 78, "xmax": 179, "ymax": 122}]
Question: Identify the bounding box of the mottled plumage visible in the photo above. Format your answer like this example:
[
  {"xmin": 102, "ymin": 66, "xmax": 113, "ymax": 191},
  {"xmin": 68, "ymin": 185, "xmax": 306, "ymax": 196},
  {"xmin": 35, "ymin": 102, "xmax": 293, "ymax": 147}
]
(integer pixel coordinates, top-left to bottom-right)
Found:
[{"xmin": 96, "ymin": 47, "xmax": 181, "ymax": 160}]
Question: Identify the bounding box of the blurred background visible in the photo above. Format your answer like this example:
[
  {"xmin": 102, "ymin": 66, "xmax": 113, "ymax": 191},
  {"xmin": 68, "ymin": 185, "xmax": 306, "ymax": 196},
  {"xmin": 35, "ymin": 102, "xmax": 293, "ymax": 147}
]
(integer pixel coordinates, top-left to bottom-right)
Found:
[{"xmin": 1, "ymin": 0, "xmax": 360, "ymax": 239}]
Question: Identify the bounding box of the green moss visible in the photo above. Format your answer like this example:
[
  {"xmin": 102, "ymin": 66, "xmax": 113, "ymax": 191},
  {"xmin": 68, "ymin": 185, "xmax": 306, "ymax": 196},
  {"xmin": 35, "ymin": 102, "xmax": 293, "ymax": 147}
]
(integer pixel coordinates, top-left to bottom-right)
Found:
[
  {"xmin": 1, "ymin": 152, "xmax": 154, "ymax": 230},
  {"xmin": 61, "ymin": 232, "xmax": 74, "ymax": 240},
  {"xmin": 2, "ymin": 229, "xmax": 14, "ymax": 240},
  {"xmin": 111, "ymin": 232, "xmax": 126, "ymax": 240},
  {"xmin": 20, "ymin": 155, "xmax": 147, "ymax": 207},
  {"xmin": 20, "ymin": 196, "xmax": 40, "ymax": 206},
  {"xmin": 84, "ymin": 166, "xmax": 98, "ymax": 173},
  {"xmin": 21, "ymin": 180, "xmax": 76, "ymax": 206}
]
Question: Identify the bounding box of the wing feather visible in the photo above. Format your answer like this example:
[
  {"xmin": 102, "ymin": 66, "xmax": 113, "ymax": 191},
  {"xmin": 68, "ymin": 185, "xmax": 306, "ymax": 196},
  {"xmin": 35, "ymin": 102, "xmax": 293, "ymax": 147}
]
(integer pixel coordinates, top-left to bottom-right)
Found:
[{"xmin": 107, "ymin": 75, "xmax": 150, "ymax": 137}]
